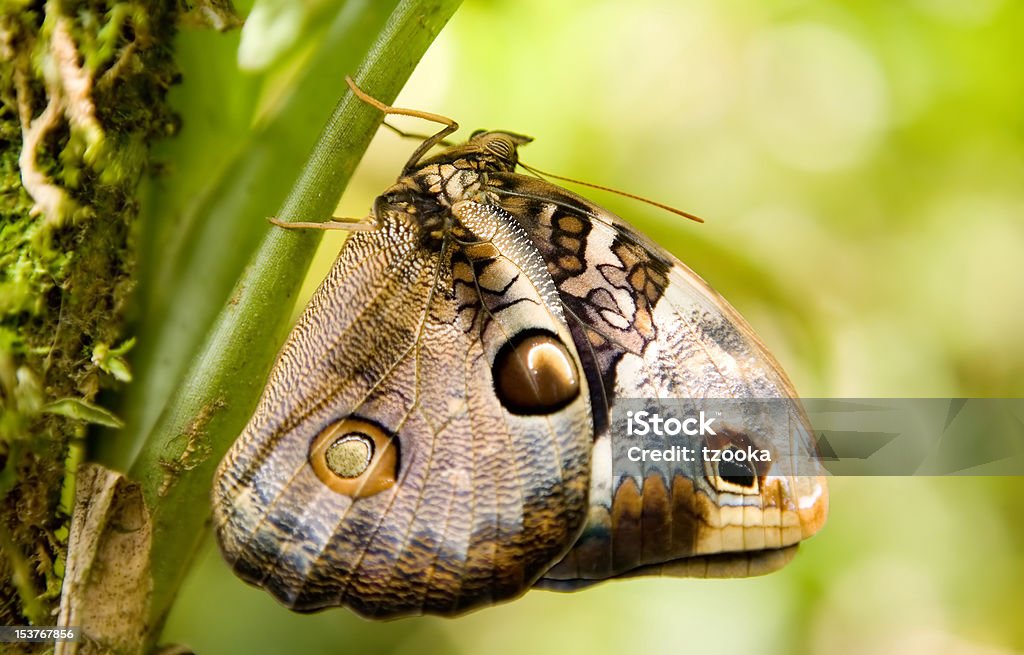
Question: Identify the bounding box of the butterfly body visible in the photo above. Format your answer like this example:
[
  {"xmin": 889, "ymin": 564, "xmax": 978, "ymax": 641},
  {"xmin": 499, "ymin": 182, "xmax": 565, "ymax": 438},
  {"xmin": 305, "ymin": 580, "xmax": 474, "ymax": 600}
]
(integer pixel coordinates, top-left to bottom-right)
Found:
[{"xmin": 214, "ymin": 125, "xmax": 827, "ymax": 618}]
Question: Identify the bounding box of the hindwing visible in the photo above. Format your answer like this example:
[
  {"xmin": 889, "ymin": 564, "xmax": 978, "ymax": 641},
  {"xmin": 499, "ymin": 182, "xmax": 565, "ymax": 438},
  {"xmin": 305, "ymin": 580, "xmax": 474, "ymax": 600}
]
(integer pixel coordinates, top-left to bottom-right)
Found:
[{"xmin": 486, "ymin": 173, "xmax": 828, "ymax": 585}]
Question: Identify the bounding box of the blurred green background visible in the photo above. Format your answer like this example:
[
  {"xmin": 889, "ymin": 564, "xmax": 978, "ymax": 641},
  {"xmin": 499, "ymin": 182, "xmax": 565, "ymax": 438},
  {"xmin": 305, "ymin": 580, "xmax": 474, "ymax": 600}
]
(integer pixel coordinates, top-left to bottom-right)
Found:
[{"xmin": 152, "ymin": 0, "xmax": 1024, "ymax": 652}]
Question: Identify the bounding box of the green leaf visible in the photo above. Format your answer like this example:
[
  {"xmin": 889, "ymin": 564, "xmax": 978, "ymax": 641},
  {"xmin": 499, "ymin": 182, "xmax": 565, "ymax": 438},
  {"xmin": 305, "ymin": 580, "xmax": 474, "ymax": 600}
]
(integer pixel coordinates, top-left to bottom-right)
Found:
[{"xmin": 43, "ymin": 398, "xmax": 124, "ymax": 429}]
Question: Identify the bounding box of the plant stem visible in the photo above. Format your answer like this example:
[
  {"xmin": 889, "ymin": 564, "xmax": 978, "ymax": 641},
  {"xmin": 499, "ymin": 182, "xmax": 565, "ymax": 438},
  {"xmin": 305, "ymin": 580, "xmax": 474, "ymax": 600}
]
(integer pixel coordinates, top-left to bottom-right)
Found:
[{"xmin": 127, "ymin": 0, "xmax": 463, "ymax": 648}]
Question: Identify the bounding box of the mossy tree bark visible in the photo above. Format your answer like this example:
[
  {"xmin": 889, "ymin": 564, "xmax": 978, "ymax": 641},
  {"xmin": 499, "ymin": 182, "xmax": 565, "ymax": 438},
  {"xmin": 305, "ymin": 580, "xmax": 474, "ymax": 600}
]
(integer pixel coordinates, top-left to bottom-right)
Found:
[{"xmin": 0, "ymin": 0, "xmax": 177, "ymax": 641}]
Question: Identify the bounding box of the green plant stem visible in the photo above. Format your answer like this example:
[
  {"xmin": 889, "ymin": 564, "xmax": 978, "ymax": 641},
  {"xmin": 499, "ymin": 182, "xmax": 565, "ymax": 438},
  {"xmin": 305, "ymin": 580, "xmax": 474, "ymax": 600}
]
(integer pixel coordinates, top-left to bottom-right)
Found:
[
  {"xmin": 127, "ymin": 0, "xmax": 462, "ymax": 647},
  {"xmin": 102, "ymin": 0, "xmax": 398, "ymax": 470}
]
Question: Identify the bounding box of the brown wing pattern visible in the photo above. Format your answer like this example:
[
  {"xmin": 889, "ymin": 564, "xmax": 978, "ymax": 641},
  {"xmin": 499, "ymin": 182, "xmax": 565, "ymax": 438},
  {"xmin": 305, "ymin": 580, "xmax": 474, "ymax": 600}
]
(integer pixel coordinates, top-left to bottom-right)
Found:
[
  {"xmin": 213, "ymin": 125, "xmax": 827, "ymax": 617},
  {"xmin": 214, "ymin": 199, "xmax": 592, "ymax": 617},
  {"xmin": 486, "ymin": 172, "xmax": 828, "ymax": 586}
]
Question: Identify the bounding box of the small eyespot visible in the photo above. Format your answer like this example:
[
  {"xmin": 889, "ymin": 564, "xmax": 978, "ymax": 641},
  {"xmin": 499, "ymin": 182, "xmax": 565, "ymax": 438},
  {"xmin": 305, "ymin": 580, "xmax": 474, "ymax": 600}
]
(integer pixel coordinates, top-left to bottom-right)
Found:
[
  {"xmin": 704, "ymin": 449, "xmax": 760, "ymax": 495},
  {"xmin": 718, "ymin": 456, "xmax": 758, "ymax": 488},
  {"xmin": 309, "ymin": 417, "xmax": 398, "ymax": 498},
  {"xmin": 493, "ymin": 330, "xmax": 580, "ymax": 415},
  {"xmin": 702, "ymin": 430, "xmax": 767, "ymax": 496}
]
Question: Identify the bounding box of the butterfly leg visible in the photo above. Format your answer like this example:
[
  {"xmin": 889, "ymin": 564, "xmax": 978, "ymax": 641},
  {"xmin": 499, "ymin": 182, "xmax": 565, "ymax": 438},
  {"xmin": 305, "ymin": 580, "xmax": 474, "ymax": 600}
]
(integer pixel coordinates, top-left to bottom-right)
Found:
[
  {"xmin": 344, "ymin": 76, "xmax": 459, "ymax": 174},
  {"xmin": 268, "ymin": 216, "xmax": 377, "ymax": 231},
  {"xmin": 380, "ymin": 120, "xmax": 456, "ymax": 149}
]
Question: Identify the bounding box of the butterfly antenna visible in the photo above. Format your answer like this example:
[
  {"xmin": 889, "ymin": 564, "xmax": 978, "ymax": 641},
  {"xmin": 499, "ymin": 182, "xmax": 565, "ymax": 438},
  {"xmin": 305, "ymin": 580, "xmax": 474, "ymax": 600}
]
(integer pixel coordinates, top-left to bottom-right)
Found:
[{"xmin": 518, "ymin": 161, "xmax": 705, "ymax": 224}]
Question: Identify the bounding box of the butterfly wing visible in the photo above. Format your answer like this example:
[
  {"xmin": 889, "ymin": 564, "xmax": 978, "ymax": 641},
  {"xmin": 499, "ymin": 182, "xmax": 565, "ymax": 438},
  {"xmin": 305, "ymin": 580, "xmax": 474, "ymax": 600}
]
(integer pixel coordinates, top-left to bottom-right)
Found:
[
  {"xmin": 214, "ymin": 121, "xmax": 828, "ymax": 615},
  {"xmin": 213, "ymin": 198, "xmax": 592, "ymax": 617},
  {"xmin": 486, "ymin": 172, "xmax": 829, "ymax": 586}
]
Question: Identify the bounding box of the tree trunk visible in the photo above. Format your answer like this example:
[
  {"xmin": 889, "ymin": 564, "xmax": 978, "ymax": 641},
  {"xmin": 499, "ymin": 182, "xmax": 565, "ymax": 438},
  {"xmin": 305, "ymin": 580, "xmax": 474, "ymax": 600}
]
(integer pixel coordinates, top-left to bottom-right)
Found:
[{"xmin": 0, "ymin": 1, "xmax": 177, "ymax": 651}]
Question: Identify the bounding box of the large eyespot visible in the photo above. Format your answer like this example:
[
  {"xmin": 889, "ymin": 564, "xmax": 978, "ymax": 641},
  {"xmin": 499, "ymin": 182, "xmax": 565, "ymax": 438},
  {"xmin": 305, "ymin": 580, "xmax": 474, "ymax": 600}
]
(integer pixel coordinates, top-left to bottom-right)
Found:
[
  {"xmin": 702, "ymin": 429, "xmax": 769, "ymax": 496},
  {"xmin": 493, "ymin": 330, "xmax": 580, "ymax": 415},
  {"xmin": 309, "ymin": 417, "xmax": 398, "ymax": 498}
]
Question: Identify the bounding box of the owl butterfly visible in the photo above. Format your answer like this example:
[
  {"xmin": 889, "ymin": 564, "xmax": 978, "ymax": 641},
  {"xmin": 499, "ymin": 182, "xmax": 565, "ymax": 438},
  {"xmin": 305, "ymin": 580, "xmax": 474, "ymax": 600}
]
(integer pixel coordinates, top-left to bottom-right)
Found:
[{"xmin": 213, "ymin": 78, "xmax": 828, "ymax": 618}]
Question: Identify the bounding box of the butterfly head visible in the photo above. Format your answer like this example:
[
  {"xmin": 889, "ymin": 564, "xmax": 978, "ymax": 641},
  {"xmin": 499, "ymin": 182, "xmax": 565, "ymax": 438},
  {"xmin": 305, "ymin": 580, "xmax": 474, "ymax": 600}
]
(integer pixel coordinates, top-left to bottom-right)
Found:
[
  {"xmin": 416, "ymin": 130, "xmax": 533, "ymax": 174},
  {"xmin": 467, "ymin": 129, "xmax": 533, "ymax": 161}
]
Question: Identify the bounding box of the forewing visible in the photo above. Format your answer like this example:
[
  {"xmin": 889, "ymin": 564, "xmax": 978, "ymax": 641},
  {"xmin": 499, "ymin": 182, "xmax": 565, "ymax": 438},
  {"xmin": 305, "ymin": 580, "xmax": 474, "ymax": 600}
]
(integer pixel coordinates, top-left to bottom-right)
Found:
[{"xmin": 213, "ymin": 201, "xmax": 592, "ymax": 617}]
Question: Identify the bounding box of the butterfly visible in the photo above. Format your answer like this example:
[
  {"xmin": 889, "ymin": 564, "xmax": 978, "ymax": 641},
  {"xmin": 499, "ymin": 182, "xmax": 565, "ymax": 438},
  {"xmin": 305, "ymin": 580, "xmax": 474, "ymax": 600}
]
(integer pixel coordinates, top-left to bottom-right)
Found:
[{"xmin": 212, "ymin": 78, "xmax": 828, "ymax": 618}]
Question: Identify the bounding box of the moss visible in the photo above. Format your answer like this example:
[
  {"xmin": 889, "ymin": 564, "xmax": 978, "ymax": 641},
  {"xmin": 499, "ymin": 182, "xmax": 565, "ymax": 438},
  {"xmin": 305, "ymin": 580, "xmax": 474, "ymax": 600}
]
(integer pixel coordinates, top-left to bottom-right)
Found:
[{"xmin": 0, "ymin": 0, "xmax": 178, "ymax": 632}]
